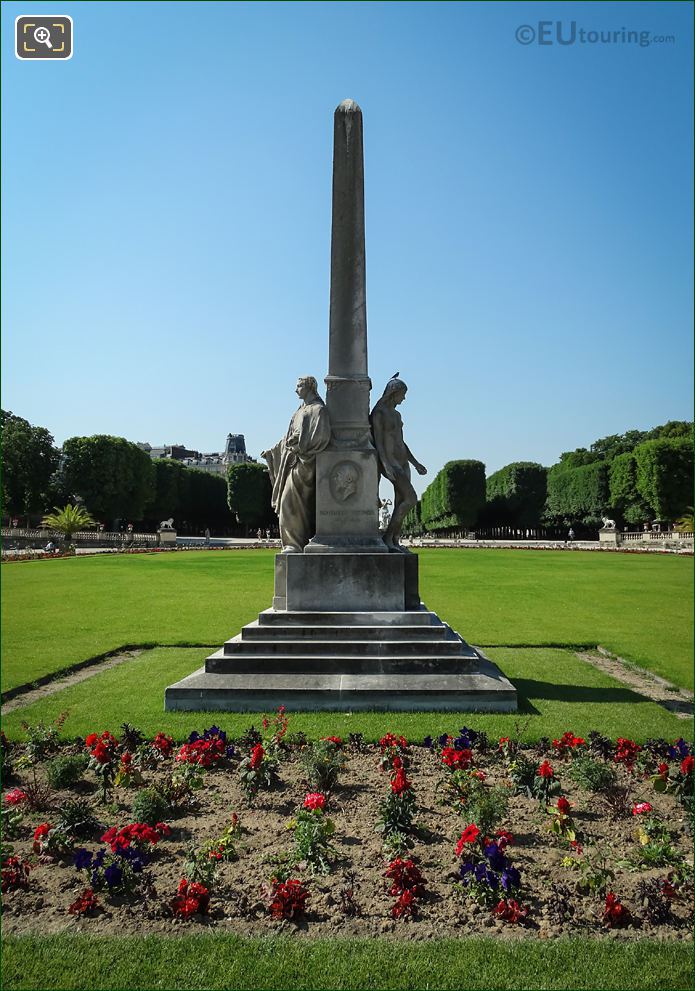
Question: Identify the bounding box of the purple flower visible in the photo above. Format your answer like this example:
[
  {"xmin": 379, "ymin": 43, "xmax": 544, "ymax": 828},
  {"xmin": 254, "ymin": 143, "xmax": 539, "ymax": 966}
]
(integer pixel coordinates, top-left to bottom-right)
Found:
[
  {"xmin": 473, "ymin": 862, "xmax": 488, "ymax": 883},
  {"xmin": 459, "ymin": 861, "xmax": 474, "ymax": 880},
  {"xmin": 120, "ymin": 847, "xmax": 147, "ymax": 871},
  {"xmin": 74, "ymin": 848, "xmax": 93, "ymax": 870},
  {"xmin": 188, "ymin": 731, "xmax": 201, "ymax": 743},
  {"xmin": 484, "ymin": 842, "xmax": 507, "ymax": 872},
  {"xmin": 93, "ymin": 849, "xmax": 106, "ymax": 869},
  {"xmin": 103, "ymin": 863, "xmax": 123, "ymax": 888},
  {"xmin": 422, "ymin": 736, "xmax": 433, "ymax": 749},
  {"xmin": 225, "ymin": 744, "xmax": 236, "ymax": 759},
  {"xmin": 438, "ymin": 733, "xmax": 449, "ymax": 747},
  {"xmin": 454, "ymin": 735, "xmax": 471, "ymax": 750},
  {"xmin": 501, "ymin": 866, "xmax": 521, "ymax": 891},
  {"xmin": 204, "ymin": 726, "xmax": 225, "ymax": 742},
  {"xmin": 668, "ymin": 738, "xmax": 692, "ymax": 759}
]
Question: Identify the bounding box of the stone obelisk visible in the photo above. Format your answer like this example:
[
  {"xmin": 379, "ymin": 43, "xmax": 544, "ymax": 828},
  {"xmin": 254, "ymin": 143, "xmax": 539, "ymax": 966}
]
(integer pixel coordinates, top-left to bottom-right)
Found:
[{"xmin": 306, "ymin": 99, "xmax": 385, "ymax": 553}]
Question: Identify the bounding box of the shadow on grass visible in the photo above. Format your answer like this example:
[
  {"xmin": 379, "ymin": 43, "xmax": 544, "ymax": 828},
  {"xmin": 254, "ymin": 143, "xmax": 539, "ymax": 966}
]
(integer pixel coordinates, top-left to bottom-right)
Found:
[{"xmin": 514, "ymin": 679, "xmax": 649, "ymax": 705}]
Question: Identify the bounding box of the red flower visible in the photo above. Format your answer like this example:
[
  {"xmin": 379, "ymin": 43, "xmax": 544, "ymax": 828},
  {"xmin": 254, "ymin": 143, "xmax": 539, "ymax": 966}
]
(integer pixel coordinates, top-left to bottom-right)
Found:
[
  {"xmin": 455, "ymin": 824, "xmax": 480, "ymax": 856},
  {"xmin": 3, "ymin": 788, "xmax": 27, "ymax": 806},
  {"xmin": 493, "ymin": 898, "xmax": 528, "ymax": 923},
  {"xmin": 86, "ymin": 731, "xmax": 119, "ymax": 765},
  {"xmin": 32, "ymin": 822, "xmax": 52, "ymax": 854},
  {"xmin": 660, "ymin": 879, "xmax": 677, "ymax": 899},
  {"xmin": 657, "ymin": 762, "xmax": 669, "ymax": 778},
  {"xmin": 390, "ymin": 767, "xmax": 412, "ymax": 795},
  {"xmin": 171, "ymin": 878, "xmax": 210, "ymax": 918},
  {"xmin": 495, "ymin": 829, "xmax": 514, "ymax": 848},
  {"xmin": 68, "ymin": 888, "xmax": 99, "ymax": 916},
  {"xmin": 603, "ymin": 892, "xmax": 631, "ymax": 928},
  {"xmin": 537, "ymin": 760, "xmax": 554, "ymax": 778},
  {"xmin": 152, "ymin": 733, "xmax": 174, "ymax": 757},
  {"xmin": 379, "ymin": 733, "xmax": 408, "ymax": 753},
  {"xmin": 269, "ymin": 878, "xmax": 309, "ymax": 919},
  {"xmin": 556, "ymin": 797, "xmax": 571, "ymax": 815},
  {"xmin": 1, "ymin": 856, "xmax": 31, "ymax": 893},
  {"xmin": 392, "ymin": 887, "xmax": 417, "ymax": 918},
  {"xmin": 322, "ymin": 736, "xmax": 343, "ymax": 746},
  {"xmin": 303, "ymin": 792, "xmax": 326, "ymax": 811},
  {"xmin": 441, "ymin": 747, "xmax": 472, "ymax": 770},
  {"xmin": 249, "ymin": 743, "xmax": 265, "ymax": 770},
  {"xmin": 614, "ymin": 738, "xmax": 641, "ymax": 771},
  {"xmin": 680, "ymin": 755, "xmax": 694, "ymax": 776},
  {"xmin": 384, "ymin": 857, "xmax": 425, "ymax": 896},
  {"xmin": 100, "ymin": 821, "xmax": 168, "ymax": 852},
  {"xmin": 631, "ymin": 802, "xmax": 652, "ymax": 816}
]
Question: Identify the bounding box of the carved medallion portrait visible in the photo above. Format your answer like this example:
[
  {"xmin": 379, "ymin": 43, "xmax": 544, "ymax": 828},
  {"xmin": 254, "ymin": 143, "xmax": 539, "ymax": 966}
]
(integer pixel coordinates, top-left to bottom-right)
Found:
[{"xmin": 330, "ymin": 460, "xmax": 361, "ymax": 503}]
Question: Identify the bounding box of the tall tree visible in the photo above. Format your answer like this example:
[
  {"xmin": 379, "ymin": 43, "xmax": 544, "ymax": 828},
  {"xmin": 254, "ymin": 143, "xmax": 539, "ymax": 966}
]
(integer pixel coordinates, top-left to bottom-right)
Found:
[
  {"xmin": 634, "ymin": 438, "xmax": 693, "ymax": 521},
  {"xmin": 484, "ymin": 462, "xmax": 547, "ymax": 527},
  {"xmin": 1, "ymin": 410, "xmax": 60, "ymax": 515},
  {"xmin": 420, "ymin": 460, "xmax": 486, "ymax": 532},
  {"xmin": 62, "ymin": 435, "xmax": 155, "ymax": 523},
  {"xmin": 227, "ymin": 462, "xmax": 273, "ymax": 529}
]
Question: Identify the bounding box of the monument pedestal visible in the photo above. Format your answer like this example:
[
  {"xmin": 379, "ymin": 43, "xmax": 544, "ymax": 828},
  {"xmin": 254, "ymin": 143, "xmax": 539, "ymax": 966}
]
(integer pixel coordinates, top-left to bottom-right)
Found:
[
  {"xmin": 273, "ymin": 553, "xmax": 419, "ymax": 611},
  {"xmin": 165, "ymin": 551, "xmax": 517, "ymax": 712}
]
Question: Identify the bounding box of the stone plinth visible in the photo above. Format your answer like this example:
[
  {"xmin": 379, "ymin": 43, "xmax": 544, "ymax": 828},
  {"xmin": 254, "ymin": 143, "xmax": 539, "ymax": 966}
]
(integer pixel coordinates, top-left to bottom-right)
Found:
[
  {"xmin": 165, "ymin": 550, "xmax": 518, "ymax": 713},
  {"xmin": 158, "ymin": 528, "xmax": 177, "ymax": 546},
  {"xmin": 599, "ymin": 529, "xmax": 620, "ymax": 545},
  {"xmin": 305, "ymin": 450, "xmax": 386, "ymax": 554},
  {"xmin": 273, "ymin": 553, "xmax": 419, "ymax": 611}
]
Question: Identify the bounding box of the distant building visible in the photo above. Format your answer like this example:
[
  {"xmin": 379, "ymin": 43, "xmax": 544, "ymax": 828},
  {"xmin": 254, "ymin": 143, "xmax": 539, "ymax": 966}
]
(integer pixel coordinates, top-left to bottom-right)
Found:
[{"xmin": 138, "ymin": 434, "xmax": 255, "ymax": 475}]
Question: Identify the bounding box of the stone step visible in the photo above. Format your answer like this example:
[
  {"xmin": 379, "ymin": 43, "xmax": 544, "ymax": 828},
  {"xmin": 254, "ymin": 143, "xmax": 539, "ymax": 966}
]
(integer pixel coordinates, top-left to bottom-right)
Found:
[
  {"xmin": 257, "ymin": 608, "xmax": 439, "ymax": 627},
  {"xmin": 205, "ymin": 648, "xmax": 477, "ymax": 676},
  {"xmin": 165, "ymin": 651, "xmax": 518, "ymax": 713},
  {"xmin": 220, "ymin": 633, "xmax": 466, "ymax": 657},
  {"xmin": 241, "ymin": 621, "xmax": 450, "ymax": 642}
]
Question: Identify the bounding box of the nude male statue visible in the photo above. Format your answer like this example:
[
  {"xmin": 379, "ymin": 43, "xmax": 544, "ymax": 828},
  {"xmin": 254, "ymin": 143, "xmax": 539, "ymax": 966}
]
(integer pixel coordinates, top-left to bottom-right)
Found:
[
  {"xmin": 261, "ymin": 376, "xmax": 330, "ymax": 553},
  {"xmin": 370, "ymin": 375, "xmax": 427, "ymax": 552}
]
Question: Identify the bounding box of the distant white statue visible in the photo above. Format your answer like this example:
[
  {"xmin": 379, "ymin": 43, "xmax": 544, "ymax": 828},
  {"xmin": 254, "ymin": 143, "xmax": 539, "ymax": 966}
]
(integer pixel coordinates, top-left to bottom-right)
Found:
[
  {"xmin": 601, "ymin": 517, "xmax": 616, "ymax": 530},
  {"xmin": 159, "ymin": 518, "xmax": 175, "ymax": 530}
]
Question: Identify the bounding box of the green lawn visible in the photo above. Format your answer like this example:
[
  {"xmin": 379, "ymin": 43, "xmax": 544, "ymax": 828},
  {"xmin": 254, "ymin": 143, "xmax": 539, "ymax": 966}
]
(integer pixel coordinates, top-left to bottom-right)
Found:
[
  {"xmin": 1, "ymin": 646, "xmax": 689, "ymax": 744},
  {"xmin": 2, "ymin": 934, "xmax": 692, "ymax": 991},
  {"xmin": 2, "ymin": 549, "xmax": 693, "ymax": 693}
]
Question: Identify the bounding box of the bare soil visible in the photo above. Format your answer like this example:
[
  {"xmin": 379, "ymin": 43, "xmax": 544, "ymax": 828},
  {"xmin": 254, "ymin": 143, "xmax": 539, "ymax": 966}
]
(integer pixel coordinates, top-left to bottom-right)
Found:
[
  {"xmin": 577, "ymin": 651, "xmax": 693, "ymax": 721},
  {"xmin": 2, "ymin": 743, "xmax": 693, "ymax": 943}
]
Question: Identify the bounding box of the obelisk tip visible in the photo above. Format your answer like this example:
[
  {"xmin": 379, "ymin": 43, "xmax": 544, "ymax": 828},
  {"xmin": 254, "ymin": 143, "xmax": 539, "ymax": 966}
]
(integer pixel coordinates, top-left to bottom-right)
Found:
[{"xmin": 336, "ymin": 98, "xmax": 361, "ymax": 114}]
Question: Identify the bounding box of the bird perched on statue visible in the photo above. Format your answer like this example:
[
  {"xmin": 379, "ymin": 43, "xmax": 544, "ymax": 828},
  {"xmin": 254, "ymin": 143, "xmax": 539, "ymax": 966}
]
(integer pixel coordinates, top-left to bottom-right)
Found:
[{"xmin": 391, "ymin": 372, "xmax": 399, "ymax": 379}]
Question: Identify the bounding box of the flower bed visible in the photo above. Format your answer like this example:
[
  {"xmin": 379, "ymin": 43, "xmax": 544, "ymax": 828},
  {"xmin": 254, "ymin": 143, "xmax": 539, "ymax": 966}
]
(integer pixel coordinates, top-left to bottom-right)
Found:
[{"xmin": 1, "ymin": 721, "xmax": 692, "ymax": 942}]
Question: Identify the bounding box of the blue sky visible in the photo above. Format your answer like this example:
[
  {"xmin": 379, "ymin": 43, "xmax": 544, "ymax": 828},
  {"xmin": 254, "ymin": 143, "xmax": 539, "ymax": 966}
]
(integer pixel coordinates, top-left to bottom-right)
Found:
[{"xmin": 2, "ymin": 0, "xmax": 692, "ymax": 494}]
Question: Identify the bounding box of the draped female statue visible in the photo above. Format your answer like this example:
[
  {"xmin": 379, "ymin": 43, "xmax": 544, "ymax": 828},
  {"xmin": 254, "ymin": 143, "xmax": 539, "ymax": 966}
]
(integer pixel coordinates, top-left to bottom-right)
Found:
[{"xmin": 261, "ymin": 376, "xmax": 331, "ymax": 552}]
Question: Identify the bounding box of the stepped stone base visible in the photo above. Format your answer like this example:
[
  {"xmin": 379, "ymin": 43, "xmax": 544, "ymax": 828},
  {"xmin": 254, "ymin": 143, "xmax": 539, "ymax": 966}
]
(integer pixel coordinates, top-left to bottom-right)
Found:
[{"xmin": 165, "ymin": 552, "xmax": 517, "ymax": 712}]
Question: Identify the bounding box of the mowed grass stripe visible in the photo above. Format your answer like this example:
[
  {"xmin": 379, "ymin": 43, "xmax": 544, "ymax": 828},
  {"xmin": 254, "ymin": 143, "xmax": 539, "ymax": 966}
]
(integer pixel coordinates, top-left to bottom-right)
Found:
[
  {"xmin": 1, "ymin": 934, "xmax": 692, "ymax": 990},
  {"xmin": 1, "ymin": 646, "xmax": 689, "ymax": 743},
  {"xmin": 2, "ymin": 549, "xmax": 692, "ymax": 693}
]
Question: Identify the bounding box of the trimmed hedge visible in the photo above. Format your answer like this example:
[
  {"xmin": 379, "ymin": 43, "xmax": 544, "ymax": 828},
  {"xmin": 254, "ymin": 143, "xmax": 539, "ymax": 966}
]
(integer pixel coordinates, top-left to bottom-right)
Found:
[
  {"xmin": 484, "ymin": 462, "xmax": 547, "ymax": 527},
  {"xmin": 634, "ymin": 438, "xmax": 693, "ymax": 520},
  {"xmin": 608, "ymin": 452, "xmax": 650, "ymax": 525},
  {"xmin": 420, "ymin": 460, "xmax": 485, "ymax": 532},
  {"xmin": 545, "ymin": 461, "xmax": 609, "ymax": 527},
  {"xmin": 227, "ymin": 462, "xmax": 273, "ymax": 529}
]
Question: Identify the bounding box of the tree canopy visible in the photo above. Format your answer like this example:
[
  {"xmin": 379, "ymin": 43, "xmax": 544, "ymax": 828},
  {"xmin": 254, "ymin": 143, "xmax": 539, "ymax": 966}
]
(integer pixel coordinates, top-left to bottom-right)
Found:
[
  {"xmin": 420, "ymin": 460, "xmax": 485, "ymax": 532},
  {"xmin": 1, "ymin": 410, "xmax": 60, "ymax": 515},
  {"xmin": 62, "ymin": 435, "xmax": 155, "ymax": 523},
  {"xmin": 227, "ymin": 462, "xmax": 273, "ymax": 528}
]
